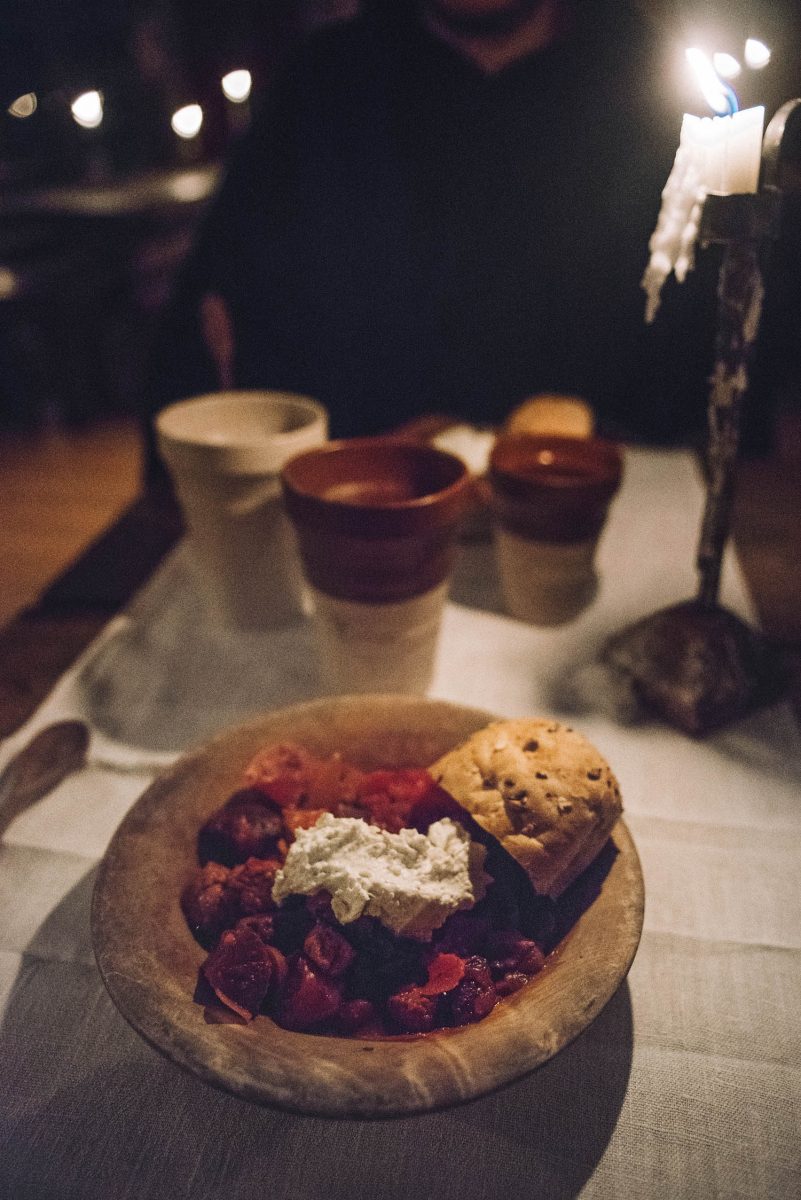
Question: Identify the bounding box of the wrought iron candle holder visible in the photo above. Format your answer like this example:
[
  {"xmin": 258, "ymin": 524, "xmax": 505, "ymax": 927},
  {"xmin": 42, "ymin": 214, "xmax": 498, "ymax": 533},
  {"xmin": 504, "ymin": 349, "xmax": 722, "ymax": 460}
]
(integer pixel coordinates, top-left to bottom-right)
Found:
[{"xmin": 601, "ymin": 99, "xmax": 800, "ymax": 736}]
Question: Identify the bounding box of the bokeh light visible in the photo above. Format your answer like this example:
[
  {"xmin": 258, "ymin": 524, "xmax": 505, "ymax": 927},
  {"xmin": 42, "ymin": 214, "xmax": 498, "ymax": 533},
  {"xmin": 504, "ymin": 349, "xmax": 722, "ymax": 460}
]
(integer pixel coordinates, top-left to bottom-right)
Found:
[
  {"xmin": 744, "ymin": 39, "xmax": 771, "ymax": 69},
  {"xmin": 8, "ymin": 93, "xmax": 37, "ymax": 119},
  {"xmin": 71, "ymin": 90, "xmax": 104, "ymax": 129},
  {"xmin": 171, "ymin": 103, "xmax": 204, "ymax": 139},
  {"xmin": 221, "ymin": 69, "xmax": 252, "ymax": 103},
  {"xmin": 713, "ymin": 53, "xmax": 741, "ymax": 80}
]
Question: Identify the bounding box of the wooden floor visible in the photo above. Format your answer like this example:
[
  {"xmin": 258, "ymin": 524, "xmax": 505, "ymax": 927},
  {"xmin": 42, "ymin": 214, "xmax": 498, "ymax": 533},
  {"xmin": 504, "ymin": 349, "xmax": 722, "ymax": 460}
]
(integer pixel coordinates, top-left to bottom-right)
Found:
[{"xmin": 0, "ymin": 419, "xmax": 143, "ymax": 628}]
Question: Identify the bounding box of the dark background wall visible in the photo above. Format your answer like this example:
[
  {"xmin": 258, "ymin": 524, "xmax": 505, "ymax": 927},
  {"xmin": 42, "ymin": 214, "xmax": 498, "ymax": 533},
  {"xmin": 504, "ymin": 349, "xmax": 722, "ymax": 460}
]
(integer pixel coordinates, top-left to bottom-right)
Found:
[
  {"xmin": 0, "ymin": 1, "xmax": 345, "ymax": 431},
  {"xmin": 0, "ymin": 1, "xmax": 798, "ymax": 434}
]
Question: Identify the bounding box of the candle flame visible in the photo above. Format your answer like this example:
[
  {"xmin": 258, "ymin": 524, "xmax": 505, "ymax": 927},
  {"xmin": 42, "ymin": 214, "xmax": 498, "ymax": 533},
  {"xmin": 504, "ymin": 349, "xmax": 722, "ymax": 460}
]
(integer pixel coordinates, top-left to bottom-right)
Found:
[{"xmin": 685, "ymin": 48, "xmax": 736, "ymax": 116}]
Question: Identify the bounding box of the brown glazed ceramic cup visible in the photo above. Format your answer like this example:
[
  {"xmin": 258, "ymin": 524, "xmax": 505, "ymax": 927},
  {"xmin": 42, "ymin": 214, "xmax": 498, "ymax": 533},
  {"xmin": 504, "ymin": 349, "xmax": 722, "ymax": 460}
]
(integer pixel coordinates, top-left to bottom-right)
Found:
[
  {"xmin": 281, "ymin": 437, "xmax": 471, "ymax": 603},
  {"xmin": 488, "ymin": 435, "xmax": 623, "ymax": 625},
  {"xmin": 281, "ymin": 438, "xmax": 471, "ymax": 693}
]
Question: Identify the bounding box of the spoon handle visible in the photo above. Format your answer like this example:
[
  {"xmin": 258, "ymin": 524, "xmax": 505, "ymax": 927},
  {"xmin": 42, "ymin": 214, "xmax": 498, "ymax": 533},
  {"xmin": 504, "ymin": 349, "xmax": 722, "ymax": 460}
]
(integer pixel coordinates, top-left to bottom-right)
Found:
[{"xmin": 0, "ymin": 720, "xmax": 89, "ymax": 838}]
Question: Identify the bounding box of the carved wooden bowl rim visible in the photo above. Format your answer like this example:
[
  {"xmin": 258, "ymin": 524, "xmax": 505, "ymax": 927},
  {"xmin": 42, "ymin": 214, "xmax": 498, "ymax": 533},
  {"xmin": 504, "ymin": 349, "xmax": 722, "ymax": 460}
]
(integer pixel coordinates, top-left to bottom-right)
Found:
[{"xmin": 91, "ymin": 695, "xmax": 645, "ymax": 1118}]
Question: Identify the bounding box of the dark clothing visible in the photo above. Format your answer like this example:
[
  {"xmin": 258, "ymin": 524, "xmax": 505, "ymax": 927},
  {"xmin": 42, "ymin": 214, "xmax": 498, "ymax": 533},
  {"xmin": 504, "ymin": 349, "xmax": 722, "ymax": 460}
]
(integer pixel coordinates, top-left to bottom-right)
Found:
[{"xmin": 149, "ymin": 1, "xmax": 767, "ymax": 448}]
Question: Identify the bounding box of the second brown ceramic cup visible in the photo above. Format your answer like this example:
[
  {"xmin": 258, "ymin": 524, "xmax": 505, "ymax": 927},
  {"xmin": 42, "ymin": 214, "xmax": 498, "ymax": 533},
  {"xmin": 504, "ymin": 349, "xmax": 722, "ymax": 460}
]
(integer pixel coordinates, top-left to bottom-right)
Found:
[
  {"xmin": 281, "ymin": 437, "xmax": 471, "ymax": 693},
  {"xmin": 488, "ymin": 434, "xmax": 623, "ymax": 625}
]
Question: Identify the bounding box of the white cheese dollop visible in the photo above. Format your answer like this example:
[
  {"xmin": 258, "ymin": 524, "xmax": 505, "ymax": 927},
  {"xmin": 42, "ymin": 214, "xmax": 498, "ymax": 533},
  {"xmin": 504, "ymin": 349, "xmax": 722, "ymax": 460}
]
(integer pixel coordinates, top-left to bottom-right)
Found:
[{"xmin": 272, "ymin": 814, "xmax": 488, "ymax": 941}]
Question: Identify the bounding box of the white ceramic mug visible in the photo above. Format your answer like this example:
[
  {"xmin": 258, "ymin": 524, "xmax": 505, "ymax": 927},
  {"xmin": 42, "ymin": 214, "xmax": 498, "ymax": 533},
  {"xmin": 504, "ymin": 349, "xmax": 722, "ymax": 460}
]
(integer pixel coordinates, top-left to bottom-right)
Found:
[{"xmin": 156, "ymin": 391, "xmax": 328, "ymax": 629}]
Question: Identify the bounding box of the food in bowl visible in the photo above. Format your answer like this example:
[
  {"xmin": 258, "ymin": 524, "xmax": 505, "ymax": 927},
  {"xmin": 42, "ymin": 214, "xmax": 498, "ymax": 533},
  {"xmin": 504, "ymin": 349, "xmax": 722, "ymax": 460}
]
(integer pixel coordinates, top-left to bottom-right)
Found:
[{"xmin": 180, "ymin": 719, "xmax": 622, "ymax": 1037}]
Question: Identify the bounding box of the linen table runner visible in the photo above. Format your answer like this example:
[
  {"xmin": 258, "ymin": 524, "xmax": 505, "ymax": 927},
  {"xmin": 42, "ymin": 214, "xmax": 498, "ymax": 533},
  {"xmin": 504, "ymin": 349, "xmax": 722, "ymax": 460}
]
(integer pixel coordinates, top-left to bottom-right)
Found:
[{"xmin": 1, "ymin": 448, "xmax": 799, "ymax": 1200}]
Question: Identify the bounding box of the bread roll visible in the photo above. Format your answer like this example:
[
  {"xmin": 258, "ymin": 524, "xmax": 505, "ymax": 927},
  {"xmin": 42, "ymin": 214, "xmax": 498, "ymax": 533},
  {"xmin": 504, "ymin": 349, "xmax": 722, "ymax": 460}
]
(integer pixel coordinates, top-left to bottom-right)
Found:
[
  {"xmin": 430, "ymin": 718, "xmax": 622, "ymax": 898},
  {"xmin": 504, "ymin": 394, "xmax": 594, "ymax": 439}
]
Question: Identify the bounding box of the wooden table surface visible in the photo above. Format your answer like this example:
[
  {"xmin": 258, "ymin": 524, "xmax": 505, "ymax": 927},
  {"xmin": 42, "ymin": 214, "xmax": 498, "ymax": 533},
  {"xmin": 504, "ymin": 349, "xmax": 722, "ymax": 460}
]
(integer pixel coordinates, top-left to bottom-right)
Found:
[{"xmin": 1, "ymin": 456, "xmax": 799, "ymax": 740}]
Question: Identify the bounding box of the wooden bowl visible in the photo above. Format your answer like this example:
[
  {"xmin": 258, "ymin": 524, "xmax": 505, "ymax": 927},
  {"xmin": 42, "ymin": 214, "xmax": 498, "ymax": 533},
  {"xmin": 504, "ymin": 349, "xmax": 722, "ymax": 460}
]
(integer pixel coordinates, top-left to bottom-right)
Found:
[{"xmin": 91, "ymin": 695, "xmax": 644, "ymax": 1118}]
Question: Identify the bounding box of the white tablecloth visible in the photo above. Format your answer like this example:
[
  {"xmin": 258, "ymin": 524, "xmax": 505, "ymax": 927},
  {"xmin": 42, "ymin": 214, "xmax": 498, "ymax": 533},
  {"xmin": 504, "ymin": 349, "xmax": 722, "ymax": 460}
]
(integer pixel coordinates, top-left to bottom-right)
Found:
[{"xmin": 1, "ymin": 448, "xmax": 799, "ymax": 1200}]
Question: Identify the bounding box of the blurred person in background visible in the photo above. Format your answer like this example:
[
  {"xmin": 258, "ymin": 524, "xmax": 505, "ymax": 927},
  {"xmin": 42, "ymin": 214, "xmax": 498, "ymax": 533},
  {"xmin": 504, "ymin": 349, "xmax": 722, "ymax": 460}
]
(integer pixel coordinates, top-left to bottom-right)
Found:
[{"xmin": 145, "ymin": 0, "xmax": 800, "ymax": 469}]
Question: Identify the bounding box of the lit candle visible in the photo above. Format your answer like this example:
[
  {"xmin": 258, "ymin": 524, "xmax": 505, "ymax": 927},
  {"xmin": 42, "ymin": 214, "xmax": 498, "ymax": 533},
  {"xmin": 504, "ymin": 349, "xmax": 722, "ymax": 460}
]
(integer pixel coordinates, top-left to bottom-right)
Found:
[
  {"xmin": 641, "ymin": 49, "xmax": 765, "ymax": 323},
  {"xmin": 695, "ymin": 105, "xmax": 765, "ymax": 194}
]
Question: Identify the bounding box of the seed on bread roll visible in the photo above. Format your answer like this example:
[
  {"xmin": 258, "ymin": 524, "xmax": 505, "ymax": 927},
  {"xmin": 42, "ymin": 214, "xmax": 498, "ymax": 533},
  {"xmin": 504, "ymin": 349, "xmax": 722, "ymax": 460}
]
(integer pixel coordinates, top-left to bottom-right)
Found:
[{"xmin": 430, "ymin": 718, "xmax": 622, "ymax": 899}]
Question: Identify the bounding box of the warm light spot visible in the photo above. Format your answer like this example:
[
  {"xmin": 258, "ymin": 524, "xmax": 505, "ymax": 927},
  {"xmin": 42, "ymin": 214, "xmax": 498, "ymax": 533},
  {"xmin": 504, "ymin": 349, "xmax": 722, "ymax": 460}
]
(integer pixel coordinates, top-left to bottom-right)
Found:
[
  {"xmin": 71, "ymin": 90, "xmax": 103, "ymax": 129},
  {"xmin": 713, "ymin": 52, "xmax": 741, "ymax": 79},
  {"xmin": 537, "ymin": 450, "xmax": 555, "ymax": 466},
  {"xmin": 744, "ymin": 39, "xmax": 771, "ymax": 69},
  {"xmin": 171, "ymin": 104, "xmax": 203, "ymax": 139},
  {"xmin": 168, "ymin": 169, "xmax": 211, "ymax": 203},
  {"xmin": 8, "ymin": 93, "xmax": 37, "ymax": 119},
  {"xmin": 221, "ymin": 69, "xmax": 252, "ymax": 103},
  {"xmin": 685, "ymin": 48, "xmax": 732, "ymax": 115},
  {"xmin": 0, "ymin": 268, "xmax": 18, "ymax": 299}
]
